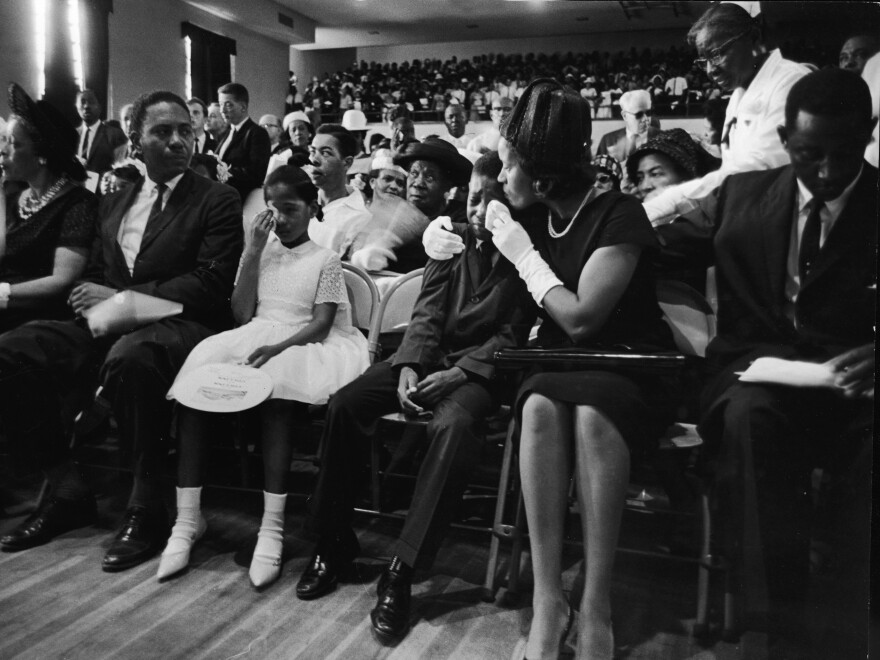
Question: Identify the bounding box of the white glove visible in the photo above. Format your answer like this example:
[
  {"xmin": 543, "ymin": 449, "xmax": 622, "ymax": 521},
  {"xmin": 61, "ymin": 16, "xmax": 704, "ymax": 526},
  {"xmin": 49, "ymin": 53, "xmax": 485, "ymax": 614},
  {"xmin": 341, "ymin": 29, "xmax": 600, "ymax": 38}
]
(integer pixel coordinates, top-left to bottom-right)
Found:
[
  {"xmin": 422, "ymin": 216, "xmax": 464, "ymax": 261},
  {"xmin": 487, "ymin": 201, "xmax": 532, "ymax": 264},
  {"xmin": 488, "ymin": 200, "xmax": 562, "ymax": 307}
]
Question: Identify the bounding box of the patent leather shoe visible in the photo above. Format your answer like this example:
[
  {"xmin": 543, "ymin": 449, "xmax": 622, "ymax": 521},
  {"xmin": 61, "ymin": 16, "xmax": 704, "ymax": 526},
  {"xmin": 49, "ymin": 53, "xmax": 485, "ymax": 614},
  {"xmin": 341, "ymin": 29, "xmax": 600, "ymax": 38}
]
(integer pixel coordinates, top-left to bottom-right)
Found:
[
  {"xmin": 296, "ymin": 531, "xmax": 360, "ymax": 600},
  {"xmin": 102, "ymin": 505, "xmax": 168, "ymax": 572},
  {"xmin": 1, "ymin": 496, "xmax": 97, "ymax": 551},
  {"xmin": 370, "ymin": 566, "xmax": 412, "ymax": 642}
]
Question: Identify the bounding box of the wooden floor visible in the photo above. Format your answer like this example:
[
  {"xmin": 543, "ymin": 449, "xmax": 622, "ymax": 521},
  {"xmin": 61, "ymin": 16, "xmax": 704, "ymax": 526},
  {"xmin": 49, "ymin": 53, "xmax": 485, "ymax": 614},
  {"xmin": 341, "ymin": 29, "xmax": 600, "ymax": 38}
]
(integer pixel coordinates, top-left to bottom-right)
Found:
[{"xmin": 0, "ymin": 461, "xmax": 872, "ymax": 660}]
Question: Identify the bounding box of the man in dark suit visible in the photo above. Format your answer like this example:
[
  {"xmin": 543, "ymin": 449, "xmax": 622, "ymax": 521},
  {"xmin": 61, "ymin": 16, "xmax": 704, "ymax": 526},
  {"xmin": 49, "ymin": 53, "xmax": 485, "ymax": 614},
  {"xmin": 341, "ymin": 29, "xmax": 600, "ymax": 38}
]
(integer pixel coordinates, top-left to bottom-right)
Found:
[
  {"xmin": 187, "ymin": 97, "xmax": 215, "ymax": 155},
  {"xmin": 595, "ymin": 89, "xmax": 659, "ymax": 165},
  {"xmin": 699, "ymin": 69, "xmax": 875, "ymax": 630},
  {"xmin": 215, "ymin": 82, "xmax": 271, "ymax": 201},
  {"xmin": 0, "ymin": 90, "xmax": 243, "ymax": 571},
  {"xmin": 76, "ymin": 89, "xmax": 128, "ymax": 178},
  {"xmin": 297, "ymin": 152, "xmax": 537, "ymax": 642}
]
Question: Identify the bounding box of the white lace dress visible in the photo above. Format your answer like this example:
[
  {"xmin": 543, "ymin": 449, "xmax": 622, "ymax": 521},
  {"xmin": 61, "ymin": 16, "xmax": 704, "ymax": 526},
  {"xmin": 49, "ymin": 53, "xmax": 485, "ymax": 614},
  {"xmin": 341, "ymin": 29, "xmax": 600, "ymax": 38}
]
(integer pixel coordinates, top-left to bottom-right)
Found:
[{"xmin": 170, "ymin": 237, "xmax": 369, "ymax": 404}]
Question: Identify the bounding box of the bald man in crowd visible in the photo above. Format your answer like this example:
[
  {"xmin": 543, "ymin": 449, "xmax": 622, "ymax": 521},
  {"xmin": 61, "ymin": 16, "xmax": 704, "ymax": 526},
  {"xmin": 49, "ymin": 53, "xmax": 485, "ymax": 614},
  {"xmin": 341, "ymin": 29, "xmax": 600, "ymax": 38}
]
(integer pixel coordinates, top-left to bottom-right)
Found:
[
  {"xmin": 466, "ymin": 96, "xmax": 513, "ymax": 154},
  {"xmin": 595, "ymin": 89, "xmax": 659, "ymax": 163}
]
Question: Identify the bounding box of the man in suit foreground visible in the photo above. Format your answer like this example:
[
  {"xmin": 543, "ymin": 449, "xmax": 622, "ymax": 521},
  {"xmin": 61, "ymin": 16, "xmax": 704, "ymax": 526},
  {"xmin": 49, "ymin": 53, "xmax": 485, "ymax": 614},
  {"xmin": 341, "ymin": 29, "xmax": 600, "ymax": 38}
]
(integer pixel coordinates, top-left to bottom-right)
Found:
[
  {"xmin": 216, "ymin": 82, "xmax": 271, "ymax": 201},
  {"xmin": 297, "ymin": 152, "xmax": 536, "ymax": 642},
  {"xmin": 76, "ymin": 88, "xmax": 127, "ymax": 179},
  {"xmin": 699, "ymin": 69, "xmax": 875, "ymax": 635},
  {"xmin": 0, "ymin": 91, "xmax": 243, "ymax": 571}
]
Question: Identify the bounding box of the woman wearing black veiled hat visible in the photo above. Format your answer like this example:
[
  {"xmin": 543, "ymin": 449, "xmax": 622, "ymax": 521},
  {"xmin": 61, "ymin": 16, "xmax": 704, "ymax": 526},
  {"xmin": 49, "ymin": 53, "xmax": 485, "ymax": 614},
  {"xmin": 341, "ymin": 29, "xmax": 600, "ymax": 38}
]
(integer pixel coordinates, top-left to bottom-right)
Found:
[
  {"xmin": 0, "ymin": 83, "xmax": 96, "ymax": 331},
  {"xmin": 425, "ymin": 78, "xmax": 678, "ymax": 660}
]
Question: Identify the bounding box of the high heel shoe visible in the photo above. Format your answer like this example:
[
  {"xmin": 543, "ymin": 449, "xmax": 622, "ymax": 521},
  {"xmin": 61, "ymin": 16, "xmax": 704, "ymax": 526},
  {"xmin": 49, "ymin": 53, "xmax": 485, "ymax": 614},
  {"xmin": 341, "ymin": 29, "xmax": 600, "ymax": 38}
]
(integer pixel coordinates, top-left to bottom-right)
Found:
[{"xmin": 511, "ymin": 603, "xmax": 576, "ymax": 660}]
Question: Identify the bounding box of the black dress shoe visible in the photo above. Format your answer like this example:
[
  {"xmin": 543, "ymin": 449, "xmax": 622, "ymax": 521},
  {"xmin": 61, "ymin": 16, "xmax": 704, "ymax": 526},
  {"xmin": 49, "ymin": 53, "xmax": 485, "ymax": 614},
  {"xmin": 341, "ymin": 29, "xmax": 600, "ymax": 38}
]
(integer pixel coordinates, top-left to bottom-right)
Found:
[
  {"xmin": 296, "ymin": 531, "xmax": 360, "ymax": 601},
  {"xmin": 102, "ymin": 505, "xmax": 168, "ymax": 572},
  {"xmin": 0, "ymin": 496, "xmax": 97, "ymax": 552},
  {"xmin": 370, "ymin": 566, "xmax": 412, "ymax": 642}
]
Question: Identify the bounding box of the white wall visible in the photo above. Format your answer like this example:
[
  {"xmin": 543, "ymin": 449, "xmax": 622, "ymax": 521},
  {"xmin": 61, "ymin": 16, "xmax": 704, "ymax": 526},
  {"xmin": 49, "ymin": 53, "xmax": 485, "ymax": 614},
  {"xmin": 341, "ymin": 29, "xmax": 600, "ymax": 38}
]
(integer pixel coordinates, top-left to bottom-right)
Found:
[
  {"xmin": 356, "ymin": 29, "xmax": 692, "ymax": 66},
  {"xmin": 108, "ymin": 0, "xmax": 290, "ymax": 119}
]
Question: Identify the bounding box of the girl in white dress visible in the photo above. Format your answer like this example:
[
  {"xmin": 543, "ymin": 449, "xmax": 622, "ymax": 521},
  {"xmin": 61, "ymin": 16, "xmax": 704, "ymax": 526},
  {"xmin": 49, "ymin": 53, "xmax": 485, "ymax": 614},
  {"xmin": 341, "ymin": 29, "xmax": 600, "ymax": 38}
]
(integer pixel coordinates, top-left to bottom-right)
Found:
[{"xmin": 158, "ymin": 165, "xmax": 369, "ymax": 587}]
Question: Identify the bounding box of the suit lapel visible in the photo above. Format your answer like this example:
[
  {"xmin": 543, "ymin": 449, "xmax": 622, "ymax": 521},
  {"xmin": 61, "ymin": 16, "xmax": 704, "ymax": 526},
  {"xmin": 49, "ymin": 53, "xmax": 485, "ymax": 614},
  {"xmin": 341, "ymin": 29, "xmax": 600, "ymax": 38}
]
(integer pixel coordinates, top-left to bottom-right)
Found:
[
  {"xmin": 758, "ymin": 166, "xmax": 796, "ymax": 304},
  {"xmin": 138, "ymin": 171, "xmax": 195, "ymax": 254},
  {"xmin": 225, "ymin": 119, "xmax": 251, "ymax": 155},
  {"xmin": 802, "ymin": 166, "xmax": 875, "ymax": 287}
]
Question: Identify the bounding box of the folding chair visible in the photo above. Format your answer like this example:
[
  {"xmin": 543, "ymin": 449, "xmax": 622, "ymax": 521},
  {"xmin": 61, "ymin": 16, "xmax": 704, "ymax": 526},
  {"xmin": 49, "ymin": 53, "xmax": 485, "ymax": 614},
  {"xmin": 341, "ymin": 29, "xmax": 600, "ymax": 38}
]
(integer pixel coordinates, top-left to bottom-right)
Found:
[{"xmin": 481, "ymin": 281, "xmax": 722, "ymax": 635}]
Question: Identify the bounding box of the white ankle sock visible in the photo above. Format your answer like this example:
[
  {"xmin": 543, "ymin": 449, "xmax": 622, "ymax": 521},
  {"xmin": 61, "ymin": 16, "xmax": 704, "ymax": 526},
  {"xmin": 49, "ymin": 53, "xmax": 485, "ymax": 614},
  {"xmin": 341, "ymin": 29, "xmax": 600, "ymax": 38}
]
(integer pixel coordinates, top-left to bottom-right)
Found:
[
  {"xmin": 157, "ymin": 486, "xmax": 206, "ymax": 580},
  {"xmin": 249, "ymin": 491, "xmax": 287, "ymax": 587}
]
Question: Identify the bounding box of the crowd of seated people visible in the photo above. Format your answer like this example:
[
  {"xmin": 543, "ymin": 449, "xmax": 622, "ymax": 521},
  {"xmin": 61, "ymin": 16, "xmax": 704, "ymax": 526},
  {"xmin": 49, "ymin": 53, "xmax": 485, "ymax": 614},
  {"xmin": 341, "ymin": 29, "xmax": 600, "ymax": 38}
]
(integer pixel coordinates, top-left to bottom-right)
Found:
[
  {"xmin": 0, "ymin": 2, "xmax": 876, "ymax": 657},
  {"xmin": 287, "ymin": 36, "xmax": 848, "ymax": 124}
]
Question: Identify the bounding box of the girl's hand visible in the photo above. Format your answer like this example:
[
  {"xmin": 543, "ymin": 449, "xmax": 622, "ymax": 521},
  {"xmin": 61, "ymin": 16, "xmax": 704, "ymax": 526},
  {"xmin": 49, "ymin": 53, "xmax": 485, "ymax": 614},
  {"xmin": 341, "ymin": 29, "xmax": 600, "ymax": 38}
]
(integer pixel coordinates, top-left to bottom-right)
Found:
[
  {"xmin": 246, "ymin": 209, "xmax": 275, "ymax": 254},
  {"xmin": 246, "ymin": 343, "xmax": 284, "ymax": 368}
]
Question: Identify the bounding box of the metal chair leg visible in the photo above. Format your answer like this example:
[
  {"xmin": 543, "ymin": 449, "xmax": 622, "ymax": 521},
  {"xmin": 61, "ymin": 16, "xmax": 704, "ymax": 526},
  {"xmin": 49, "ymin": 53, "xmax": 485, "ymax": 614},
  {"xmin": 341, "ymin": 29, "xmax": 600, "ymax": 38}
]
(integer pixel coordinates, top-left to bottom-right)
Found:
[{"xmin": 482, "ymin": 421, "xmax": 516, "ymax": 602}]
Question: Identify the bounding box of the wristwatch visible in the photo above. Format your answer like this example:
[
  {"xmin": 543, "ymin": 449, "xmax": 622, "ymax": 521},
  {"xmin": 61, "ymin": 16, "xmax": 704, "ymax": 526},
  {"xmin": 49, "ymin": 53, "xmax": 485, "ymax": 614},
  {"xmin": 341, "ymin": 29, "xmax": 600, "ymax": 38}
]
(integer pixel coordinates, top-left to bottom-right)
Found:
[{"xmin": 0, "ymin": 282, "xmax": 10, "ymax": 309}]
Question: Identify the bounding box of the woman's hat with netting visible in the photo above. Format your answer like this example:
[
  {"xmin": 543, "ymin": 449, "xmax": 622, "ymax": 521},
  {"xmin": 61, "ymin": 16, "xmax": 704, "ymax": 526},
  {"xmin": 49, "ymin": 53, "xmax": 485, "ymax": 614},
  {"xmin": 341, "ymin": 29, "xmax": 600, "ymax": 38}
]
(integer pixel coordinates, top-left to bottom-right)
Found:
[
  {"xmin": 625, "ymin": 128, "xmax": 720, "ymax": 183},
  {"xmin": 7, "ymin": 83, "xmax": 87, "ymax": 181},
  {"xmin": 500, "ymin": 77, "xmax": 592, "ymax": 175}
]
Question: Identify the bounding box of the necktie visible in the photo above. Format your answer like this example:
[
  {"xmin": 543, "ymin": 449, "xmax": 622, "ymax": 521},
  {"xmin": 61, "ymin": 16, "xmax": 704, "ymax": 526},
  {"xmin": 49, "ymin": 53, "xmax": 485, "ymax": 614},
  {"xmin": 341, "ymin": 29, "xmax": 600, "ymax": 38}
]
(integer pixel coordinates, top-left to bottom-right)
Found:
[
  {"xmin": 477, "ymin": 244, "xmax": 494, "ymax": 281},
  {"xmin": 799, "ymin": 199, "xmax": 824, "ymax": 280},
  {"xmin": 149, "ymin": 183, "xmax": 168, "ymax": 225},
  {"xmin": 193, "ymin": 135, "xmax": 200, "ymax": 155},
  {"xmin": 81, "ymin": 127, "xmax": 91, "ymax": 159}
]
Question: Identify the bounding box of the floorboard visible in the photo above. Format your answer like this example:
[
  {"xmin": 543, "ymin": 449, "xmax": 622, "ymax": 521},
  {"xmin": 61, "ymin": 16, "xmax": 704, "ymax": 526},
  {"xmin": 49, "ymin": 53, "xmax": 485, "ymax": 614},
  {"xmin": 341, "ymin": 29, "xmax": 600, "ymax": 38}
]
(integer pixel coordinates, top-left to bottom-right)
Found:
[{"xmin": 0, "ymin": 460, "xmax": 870, "ymax": 660}]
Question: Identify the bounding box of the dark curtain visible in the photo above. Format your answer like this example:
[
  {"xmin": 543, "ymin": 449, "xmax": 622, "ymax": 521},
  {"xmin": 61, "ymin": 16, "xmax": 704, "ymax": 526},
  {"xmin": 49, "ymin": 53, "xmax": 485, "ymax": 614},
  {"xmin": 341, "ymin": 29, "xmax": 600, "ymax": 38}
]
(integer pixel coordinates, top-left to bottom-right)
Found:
[
  {"xmin": 42, "ymin": 0, "xmax": 79, "ymax": 126},
  {"xmin": 79, "ymin": 0, "xmax": 113, "ymax": 114},
  {"xmin": 41, "ymin": 0, "xmax": 113, "ymax": 125},
  {"xmin": 181, "ymin": 22, "xmax": 237, "ymax": 103}
]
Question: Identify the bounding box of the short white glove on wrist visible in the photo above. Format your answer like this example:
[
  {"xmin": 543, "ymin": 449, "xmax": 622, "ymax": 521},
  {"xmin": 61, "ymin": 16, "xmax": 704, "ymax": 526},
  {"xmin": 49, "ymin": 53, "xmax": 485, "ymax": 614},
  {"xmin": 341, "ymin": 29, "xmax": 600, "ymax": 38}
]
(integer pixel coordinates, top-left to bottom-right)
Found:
[
  {"xmin": 487, "ymin": 201, "xmax": 562, "ymax": 307},
  {"xmin": 422, "ymin": 216, "xmax": 463, "ymax": 260}
]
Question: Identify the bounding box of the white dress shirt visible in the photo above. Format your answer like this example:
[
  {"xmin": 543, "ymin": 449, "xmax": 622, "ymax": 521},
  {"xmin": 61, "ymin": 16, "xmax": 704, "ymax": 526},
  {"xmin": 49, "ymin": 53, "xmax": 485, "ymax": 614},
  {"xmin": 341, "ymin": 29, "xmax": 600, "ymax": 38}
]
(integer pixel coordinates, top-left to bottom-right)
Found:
[
  {"xmin": 644, "ymin": 50, "xmax": 809, "ymax": 226},
  {"xmin": 117, "ymin": 173, "xmax": 184, "ymax": 273},
  {"xmin": 218, "ymin": 117, "xmax": 248, "ymax": 160},
  {"xmin": 783, "ymin": 169, "xmax": 861, "ymax": 320},
  {"xmin": 308, "ymin": 188, "xmax": 372, "ymax": 256},
  {"xmin": 79, "ymin": 121, "xmax": 101, "ymax": 160}
]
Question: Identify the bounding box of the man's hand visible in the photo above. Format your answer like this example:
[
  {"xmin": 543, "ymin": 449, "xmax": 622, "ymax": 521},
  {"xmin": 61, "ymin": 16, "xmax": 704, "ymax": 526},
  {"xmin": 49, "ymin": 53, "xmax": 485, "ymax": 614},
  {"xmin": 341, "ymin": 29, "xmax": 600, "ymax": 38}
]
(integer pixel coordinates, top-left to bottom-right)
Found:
[
  {"xmin": 825, "ymin": 344, "xmax": 874, "ymax": 399},
  {"xmin": 245, "ymin": 343, "xmax": 284, "ymax": 369},
  {"xmin": 412, "ymin": 367, "xmax": 467, "ymax": 407},
  {"xmin": 68, "ymin": 282, "xmax": 117, "ymax": 316},
  {"xmin": 396, "ymin": 366, "xmax": 423, "ymax": 415}
]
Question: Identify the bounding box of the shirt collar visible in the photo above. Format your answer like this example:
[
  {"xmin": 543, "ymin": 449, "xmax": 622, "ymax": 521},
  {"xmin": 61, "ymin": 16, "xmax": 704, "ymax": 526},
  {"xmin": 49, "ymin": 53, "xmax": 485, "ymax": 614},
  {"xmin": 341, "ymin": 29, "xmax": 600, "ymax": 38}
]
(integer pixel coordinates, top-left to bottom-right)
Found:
[
  {"xmin": 231, "ymin": 117, "xmax": 249, "ymax": 131},
  {"xmin": 795, "ymin": 164, "xmax": 862, "ymax": 218},
  {"xmin": 145, "ymin": 171, "xmax": 185, "ymax": 196}
]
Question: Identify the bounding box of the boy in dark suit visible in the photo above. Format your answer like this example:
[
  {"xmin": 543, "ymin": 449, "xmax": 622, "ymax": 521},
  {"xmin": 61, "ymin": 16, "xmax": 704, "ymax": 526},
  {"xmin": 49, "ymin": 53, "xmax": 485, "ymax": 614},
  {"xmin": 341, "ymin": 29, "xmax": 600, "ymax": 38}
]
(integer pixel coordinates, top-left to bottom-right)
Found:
[
  {"xmin": 0, "ymin": 90, "xmax": 243, "ymax": 572},
  {"xmin": 76, "ymin": 89, "xmax": 127, "ymax": 178},
  {"xmin": 297, "ymin": 152, "xmax": 537, "ymax": 642}
]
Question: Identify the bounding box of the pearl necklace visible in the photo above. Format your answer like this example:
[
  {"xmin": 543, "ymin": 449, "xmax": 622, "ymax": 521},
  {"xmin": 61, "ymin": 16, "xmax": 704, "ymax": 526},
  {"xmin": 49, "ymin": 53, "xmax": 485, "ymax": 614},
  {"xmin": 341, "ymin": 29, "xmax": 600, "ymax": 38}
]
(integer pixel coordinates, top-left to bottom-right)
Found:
[
  {"xmin": 17, "ymin": 176, "xmax": 69, "ymax": 220},
  {"xmin": 547, "ymin": 188, "xmax": 595, "ymax": 239}
]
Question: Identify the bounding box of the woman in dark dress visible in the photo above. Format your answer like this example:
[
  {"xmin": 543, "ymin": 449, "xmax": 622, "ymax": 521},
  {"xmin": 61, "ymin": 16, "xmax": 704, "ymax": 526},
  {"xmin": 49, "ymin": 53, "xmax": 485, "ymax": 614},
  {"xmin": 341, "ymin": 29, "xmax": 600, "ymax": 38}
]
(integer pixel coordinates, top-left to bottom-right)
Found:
[
  {"xmin": 0, "ymin": 83, "xmax": 96, "ymax": 332},
  {"xmin": 488, "ymin": 79, "xmax": 676, "ymax": 659}
]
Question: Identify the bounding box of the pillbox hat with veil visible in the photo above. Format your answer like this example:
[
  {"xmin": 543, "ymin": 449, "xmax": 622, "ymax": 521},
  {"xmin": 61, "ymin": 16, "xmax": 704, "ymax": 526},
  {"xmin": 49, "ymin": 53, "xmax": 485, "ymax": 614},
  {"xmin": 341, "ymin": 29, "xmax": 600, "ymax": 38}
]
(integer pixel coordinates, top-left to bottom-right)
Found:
[
  {"xmin": 7, "ymin": 82, "xmax": 87, "ymax": 182},
  {"xmin": 500, "ymin": 77, "xmax": 592, "ymax": 177}
]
